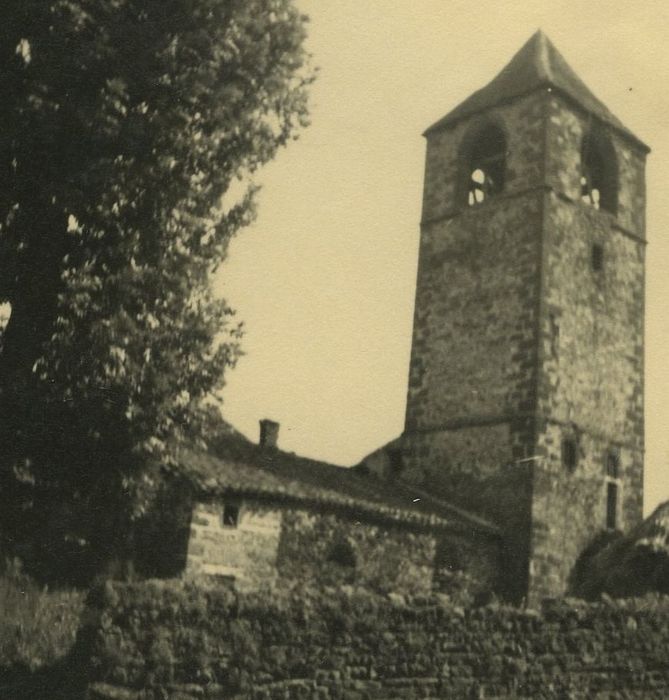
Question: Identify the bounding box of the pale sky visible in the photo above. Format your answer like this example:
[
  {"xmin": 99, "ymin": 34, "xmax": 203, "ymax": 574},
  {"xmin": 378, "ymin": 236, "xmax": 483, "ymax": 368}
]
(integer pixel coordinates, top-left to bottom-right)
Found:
[{"xmin": 215, "ymin": 1, "xmax": 669, "ymax": 515}]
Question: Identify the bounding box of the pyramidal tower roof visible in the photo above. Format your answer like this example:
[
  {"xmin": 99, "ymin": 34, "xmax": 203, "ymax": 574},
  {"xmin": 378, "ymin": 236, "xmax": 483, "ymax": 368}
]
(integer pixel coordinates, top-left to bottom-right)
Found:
[{"xmin": 425, "ymin": 30, "xmax": 648, "ymax": 150}]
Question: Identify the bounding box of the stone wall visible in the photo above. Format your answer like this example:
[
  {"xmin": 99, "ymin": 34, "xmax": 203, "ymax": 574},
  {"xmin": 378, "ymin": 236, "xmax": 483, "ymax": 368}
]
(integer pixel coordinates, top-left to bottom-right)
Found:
[
  {"xmin": 183, "ymin": 498, "xmax": 491, "ymax": 598},
  {"xmin": 401, "ymin": 430, "xmax": 533, "ymax": 603},
  {"xmin": 401, "ymin": 92, "xmax": 548, "ymax": 604},
  {"xmin": 185, "ymin": 501, "xmax": 282, "ymax": 590},
  {"xmin": 86, "ymin": 581, "xmax": 669, "ymax": 699},
  {"xmin": 399, "ymin": 84, "xmax": 647, "ymax": 605},
  {"xmin": 276, "ymin": 510, "xmax": 437, "ymax": 596},
  {"xmin": 408, "ymin": 93, "xmax": 546, "ymax": 435},
  {"xmin": 528, "ymin": 93, "xmax": 647, "ymax": 603}
]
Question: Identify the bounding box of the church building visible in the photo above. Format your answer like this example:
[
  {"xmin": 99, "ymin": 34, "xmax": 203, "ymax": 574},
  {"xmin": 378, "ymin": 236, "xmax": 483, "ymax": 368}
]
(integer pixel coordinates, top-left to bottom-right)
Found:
[{"xmin": 157, "ymin": 31, "xmax": 649, "ymax": 608}]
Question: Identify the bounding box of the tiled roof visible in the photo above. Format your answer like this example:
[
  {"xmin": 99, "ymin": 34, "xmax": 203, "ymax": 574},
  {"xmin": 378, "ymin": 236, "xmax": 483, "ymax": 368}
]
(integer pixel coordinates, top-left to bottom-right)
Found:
[
  {"xmin": 425, "ymin": 30, "xmax": 649, "ymax": 151},
  {"xmin": 172, "ymin": 435, "xmax": 499, "ymax": 536}
]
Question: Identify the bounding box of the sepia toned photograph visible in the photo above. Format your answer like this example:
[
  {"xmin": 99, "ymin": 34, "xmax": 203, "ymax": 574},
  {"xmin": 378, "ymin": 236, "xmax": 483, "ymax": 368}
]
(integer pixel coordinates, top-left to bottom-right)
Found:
[{"xmin": 1, "ymin": 1, "xmax": 668, "ymax": 698}]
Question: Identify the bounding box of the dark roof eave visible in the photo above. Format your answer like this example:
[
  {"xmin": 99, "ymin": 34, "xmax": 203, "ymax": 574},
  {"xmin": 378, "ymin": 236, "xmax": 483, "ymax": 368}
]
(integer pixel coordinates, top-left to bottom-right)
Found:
[
  {"xmin": 396, "ymin": 482, "xmax": 501, "ymax": 534},
  {"xmin": 423, "ymin": 83, "xmax": 650, "ymax": 154},
  {"xmin": 183, "ymin": 478, "xmax": 501, "ymax": 538}
]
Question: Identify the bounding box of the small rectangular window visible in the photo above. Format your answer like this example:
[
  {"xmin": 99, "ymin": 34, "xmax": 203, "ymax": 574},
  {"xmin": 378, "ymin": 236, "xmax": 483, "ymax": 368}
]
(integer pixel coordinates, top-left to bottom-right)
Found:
[
  {"xmin": 222, "ymin": 503, "xmax": 240, "ymax": 528},
  {"xmin": 606, "ymin": 482, "xmax": 618, "ymax": 530},
  {"xmin": 562, "ymin": 438, "xmax": 577, "ymax": 472},
  {"xmin": 549, "ymin": 312, "xmax": 560, "ymax": 358},
  {"xmin": 606, "ymin": 449, "xmax": 620, "ymax": 479},
  {"xmin": 591, "ymin": 243, "xmax": 604, "ymax": 272}
]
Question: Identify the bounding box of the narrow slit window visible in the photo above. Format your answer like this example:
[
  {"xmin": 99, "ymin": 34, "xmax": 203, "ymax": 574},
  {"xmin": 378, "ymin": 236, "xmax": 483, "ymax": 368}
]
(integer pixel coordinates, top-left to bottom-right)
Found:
[
  {"xmin": 591, "ymin": 243, "xmax": 604, "ymax": 272},
  {"xmin": 606, "ymin": 481, "xmax": 618, "ymax": 530},
  {"xmin": 549, "ymin": 312, "xmax": 560, "ymax": 358},
  {"xmin": 606, "ymin": 449, "xmax": 620, "ymax": 479},
  {"xmin": 562, "ymin": 438, "xmax": 577, "ymax": 473}
]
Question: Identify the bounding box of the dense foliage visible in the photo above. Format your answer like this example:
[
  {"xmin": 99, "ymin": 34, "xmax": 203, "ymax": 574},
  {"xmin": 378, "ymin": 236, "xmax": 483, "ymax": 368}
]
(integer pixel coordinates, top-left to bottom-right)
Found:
[
  {"xmin": 0, "ymin": 559, "xmax": 85, "ymax": 671},
  {"xmin": 569, "ymin": 509, "xmax": 669, "ymax": 600},
  {"xmin": 0, "ymin": 0, "xmax": 312, "ymax": 575}
]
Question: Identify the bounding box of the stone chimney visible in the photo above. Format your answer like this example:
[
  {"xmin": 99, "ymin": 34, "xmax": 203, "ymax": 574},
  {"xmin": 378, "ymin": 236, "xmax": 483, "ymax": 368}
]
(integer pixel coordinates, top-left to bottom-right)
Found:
[{"xmin": 259, "ymin": 419, "xmax": 280, "ymax": 449}]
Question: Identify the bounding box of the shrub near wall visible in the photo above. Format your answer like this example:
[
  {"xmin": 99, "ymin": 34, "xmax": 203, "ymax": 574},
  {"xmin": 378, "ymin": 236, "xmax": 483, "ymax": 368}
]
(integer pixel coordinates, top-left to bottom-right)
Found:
[
  {"xmin": 0, "ymin": 563, "xmax": 85, "ymax": 671},
  {"xmin": 87, "ymin": 580, "xmax": 669, "ymax": 699}
]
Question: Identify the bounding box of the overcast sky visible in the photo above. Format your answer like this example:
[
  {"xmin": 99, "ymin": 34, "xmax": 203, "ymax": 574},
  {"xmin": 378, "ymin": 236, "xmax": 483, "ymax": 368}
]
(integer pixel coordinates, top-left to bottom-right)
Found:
[{"xmin": 214, "ymin": 1, "xmax": 669, "ymax": 515}]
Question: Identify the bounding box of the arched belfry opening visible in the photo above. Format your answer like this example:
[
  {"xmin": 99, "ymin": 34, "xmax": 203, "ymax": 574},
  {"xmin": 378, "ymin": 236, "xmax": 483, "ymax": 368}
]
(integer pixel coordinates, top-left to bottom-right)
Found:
[
  {"xmin": 461, "ymin": 123, "xmax": 507, "ymax": 206},
  {"xmin": 580, "ymin": 127, "xmax": 618, "ymax": 214}
]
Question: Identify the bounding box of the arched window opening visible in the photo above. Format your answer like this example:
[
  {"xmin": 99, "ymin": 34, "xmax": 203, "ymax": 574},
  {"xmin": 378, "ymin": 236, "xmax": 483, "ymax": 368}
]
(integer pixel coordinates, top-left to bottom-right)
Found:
[
  {"xmin": 580, "ymin": 130, "xmax": 617, "ymax": 214},
  {"xmin": 465, "ymin": 125, "xmax": 506, "ymax": 206}
]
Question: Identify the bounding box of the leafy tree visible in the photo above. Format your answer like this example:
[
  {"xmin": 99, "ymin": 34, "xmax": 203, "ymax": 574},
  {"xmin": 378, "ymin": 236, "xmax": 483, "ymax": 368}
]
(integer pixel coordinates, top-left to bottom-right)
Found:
[{"xmin": 0, "ymin": 0, "xmax": 312, "ymax": 577}]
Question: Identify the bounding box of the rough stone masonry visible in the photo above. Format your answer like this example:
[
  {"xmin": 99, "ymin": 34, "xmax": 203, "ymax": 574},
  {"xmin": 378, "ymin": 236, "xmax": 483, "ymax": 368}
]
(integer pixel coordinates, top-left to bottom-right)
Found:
[{"xmin": 393, "ymin": 30, "xmax": 649, "ymax": 605}]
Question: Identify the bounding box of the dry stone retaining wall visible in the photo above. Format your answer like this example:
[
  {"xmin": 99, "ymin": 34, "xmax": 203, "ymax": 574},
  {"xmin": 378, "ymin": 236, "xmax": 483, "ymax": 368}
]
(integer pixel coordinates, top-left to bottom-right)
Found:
[{"xmin": 87, "ymin": 580, "xmax": 669, "ymax": 699}]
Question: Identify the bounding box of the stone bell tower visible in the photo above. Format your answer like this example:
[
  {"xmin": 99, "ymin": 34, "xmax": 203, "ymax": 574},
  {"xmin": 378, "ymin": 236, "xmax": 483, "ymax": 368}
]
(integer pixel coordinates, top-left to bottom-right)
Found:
[{"xmin": 401, "ymin": 31, "xmax": 649, "ymax": 604}]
